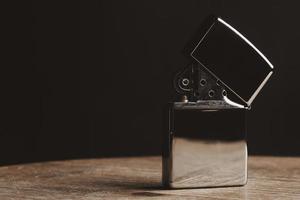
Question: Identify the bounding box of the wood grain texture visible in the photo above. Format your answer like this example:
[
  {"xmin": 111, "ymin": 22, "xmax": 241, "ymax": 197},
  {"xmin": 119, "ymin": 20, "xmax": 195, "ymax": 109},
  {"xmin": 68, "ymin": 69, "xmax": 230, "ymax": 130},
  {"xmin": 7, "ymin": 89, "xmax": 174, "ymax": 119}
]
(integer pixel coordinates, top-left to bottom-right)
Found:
[{"xmin": 0, "ymin": 156, "xmax": 299, "ymax": 200}]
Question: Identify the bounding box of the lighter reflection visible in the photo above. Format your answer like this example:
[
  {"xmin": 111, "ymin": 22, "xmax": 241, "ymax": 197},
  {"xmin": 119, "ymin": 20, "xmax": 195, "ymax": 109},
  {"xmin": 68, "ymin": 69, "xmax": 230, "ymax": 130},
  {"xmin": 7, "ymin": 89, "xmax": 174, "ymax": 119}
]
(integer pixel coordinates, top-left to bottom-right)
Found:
[{"xmin": 223, "ymin": 96, "xmax": 245, "ymax": 109}]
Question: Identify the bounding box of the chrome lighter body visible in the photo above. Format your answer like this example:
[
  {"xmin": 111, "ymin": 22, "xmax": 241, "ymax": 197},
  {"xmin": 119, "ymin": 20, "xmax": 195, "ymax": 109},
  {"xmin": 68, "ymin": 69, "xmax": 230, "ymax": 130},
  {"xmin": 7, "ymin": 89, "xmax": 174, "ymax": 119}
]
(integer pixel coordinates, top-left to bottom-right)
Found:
[
  {"xmin": 163, "ymin": 101, "xmax": 247, "ymax": 188},
  {"xmin": 162, "ymin": 16, "xmax": 273, "ymax": 189}
]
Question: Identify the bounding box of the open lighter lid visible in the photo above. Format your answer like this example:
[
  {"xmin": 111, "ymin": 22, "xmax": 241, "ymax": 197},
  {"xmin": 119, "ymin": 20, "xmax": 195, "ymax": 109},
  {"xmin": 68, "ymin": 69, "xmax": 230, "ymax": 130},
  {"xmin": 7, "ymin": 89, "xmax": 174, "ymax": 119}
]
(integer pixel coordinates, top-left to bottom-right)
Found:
[{"xmin": 191, "ymin": 17, "xmax": 273, "ymax": 107}]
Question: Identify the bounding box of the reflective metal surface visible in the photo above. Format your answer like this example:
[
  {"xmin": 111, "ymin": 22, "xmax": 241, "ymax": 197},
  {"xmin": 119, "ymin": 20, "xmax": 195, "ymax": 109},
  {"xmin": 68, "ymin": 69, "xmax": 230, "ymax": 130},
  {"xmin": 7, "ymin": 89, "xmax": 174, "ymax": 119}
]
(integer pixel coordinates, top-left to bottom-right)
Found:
[
  {"xmin": 162, "ymin": 16, "xmax": 273, "ymax": 189},
  {"xmin": 191, "ymin": 17, "xmax": 273, "ymax": 106},
  {"xmin": 163, "ymin": 102, "xmax": 247, "ymax": 188}
]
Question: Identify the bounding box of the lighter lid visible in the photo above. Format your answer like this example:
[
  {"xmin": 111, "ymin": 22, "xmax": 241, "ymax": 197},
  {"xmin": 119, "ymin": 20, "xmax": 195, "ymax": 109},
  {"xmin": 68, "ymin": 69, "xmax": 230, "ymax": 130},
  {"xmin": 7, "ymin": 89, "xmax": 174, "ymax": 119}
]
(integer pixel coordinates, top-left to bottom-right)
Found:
[{"xmin": 191, "ymin": 17, "xmax": 273, "ymax": 107}]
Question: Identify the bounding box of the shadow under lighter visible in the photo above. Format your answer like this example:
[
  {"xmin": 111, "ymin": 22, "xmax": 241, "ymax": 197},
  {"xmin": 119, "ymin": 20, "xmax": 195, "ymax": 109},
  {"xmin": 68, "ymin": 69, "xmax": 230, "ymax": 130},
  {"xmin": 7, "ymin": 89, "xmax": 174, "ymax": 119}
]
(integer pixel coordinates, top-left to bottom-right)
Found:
[{"xmin": 162, "ymin": 17, "xmax": 274, "ymax": 189}]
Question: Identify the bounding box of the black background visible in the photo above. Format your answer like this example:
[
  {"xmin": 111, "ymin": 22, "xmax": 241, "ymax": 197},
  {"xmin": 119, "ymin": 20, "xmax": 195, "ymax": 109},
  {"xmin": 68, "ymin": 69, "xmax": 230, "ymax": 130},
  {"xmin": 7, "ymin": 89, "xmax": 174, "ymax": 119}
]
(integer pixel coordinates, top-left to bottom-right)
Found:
[{"xmin": 1, "ymin": 0, "xmax": 299, "ymax": 165}]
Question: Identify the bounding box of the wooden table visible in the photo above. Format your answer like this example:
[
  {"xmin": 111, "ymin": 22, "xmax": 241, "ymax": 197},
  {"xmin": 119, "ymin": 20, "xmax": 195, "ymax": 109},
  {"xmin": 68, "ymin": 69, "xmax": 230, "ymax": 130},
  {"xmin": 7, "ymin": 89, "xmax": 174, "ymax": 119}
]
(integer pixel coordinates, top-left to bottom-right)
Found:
[{"xmin": 0, "ymin": 156, "xmax": 299, "ymax": 199}]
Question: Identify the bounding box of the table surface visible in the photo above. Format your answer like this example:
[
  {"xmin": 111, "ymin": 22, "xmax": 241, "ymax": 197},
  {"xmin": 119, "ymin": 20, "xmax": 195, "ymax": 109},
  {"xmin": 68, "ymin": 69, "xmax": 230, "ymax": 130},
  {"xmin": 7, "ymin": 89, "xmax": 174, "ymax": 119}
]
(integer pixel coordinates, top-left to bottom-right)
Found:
[{"xmin": 0, "ymin": 156, "xmax": 299, "ymax": 200}]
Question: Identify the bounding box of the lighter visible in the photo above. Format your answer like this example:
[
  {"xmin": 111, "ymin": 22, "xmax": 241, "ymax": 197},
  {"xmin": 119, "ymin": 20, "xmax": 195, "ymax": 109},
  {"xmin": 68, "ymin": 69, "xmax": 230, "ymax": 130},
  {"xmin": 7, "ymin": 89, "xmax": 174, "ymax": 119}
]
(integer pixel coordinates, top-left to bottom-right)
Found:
[{"xmin": 162, "ymin": 17, "xmax": 273, "ymax": 188}]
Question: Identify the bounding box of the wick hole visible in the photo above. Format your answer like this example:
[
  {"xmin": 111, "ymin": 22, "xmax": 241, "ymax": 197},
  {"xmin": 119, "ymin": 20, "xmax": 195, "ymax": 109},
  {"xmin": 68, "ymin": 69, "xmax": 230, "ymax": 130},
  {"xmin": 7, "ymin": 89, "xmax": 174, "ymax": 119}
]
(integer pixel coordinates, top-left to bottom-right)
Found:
[
  {"xmin": 182, "ymin": 78, "xmax": 189, "ymax": 86},
  {"xmin": 208, "ymin": 90, "xmax": 215, "ymax": 97},
  {"xmin": 200, "ymin": 79, "xmax": 207, "ymax": 86}
]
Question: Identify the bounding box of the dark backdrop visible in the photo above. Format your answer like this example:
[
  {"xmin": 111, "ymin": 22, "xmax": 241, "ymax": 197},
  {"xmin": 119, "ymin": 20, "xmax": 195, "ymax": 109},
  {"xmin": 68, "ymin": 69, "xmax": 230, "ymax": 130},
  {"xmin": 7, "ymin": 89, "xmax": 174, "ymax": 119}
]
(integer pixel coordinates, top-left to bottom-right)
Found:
[{"xmin": 1, "ymin": 0, "xmax": 299, "ymax": 165}]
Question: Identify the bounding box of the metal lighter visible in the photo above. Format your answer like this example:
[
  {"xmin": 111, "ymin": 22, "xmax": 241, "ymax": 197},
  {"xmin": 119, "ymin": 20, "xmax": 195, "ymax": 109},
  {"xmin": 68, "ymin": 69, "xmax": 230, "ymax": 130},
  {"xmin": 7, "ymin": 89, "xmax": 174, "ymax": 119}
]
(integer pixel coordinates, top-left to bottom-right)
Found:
[{"xmin": 162, "ymin": 17, "xmax": 274, "ymax": 188}]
